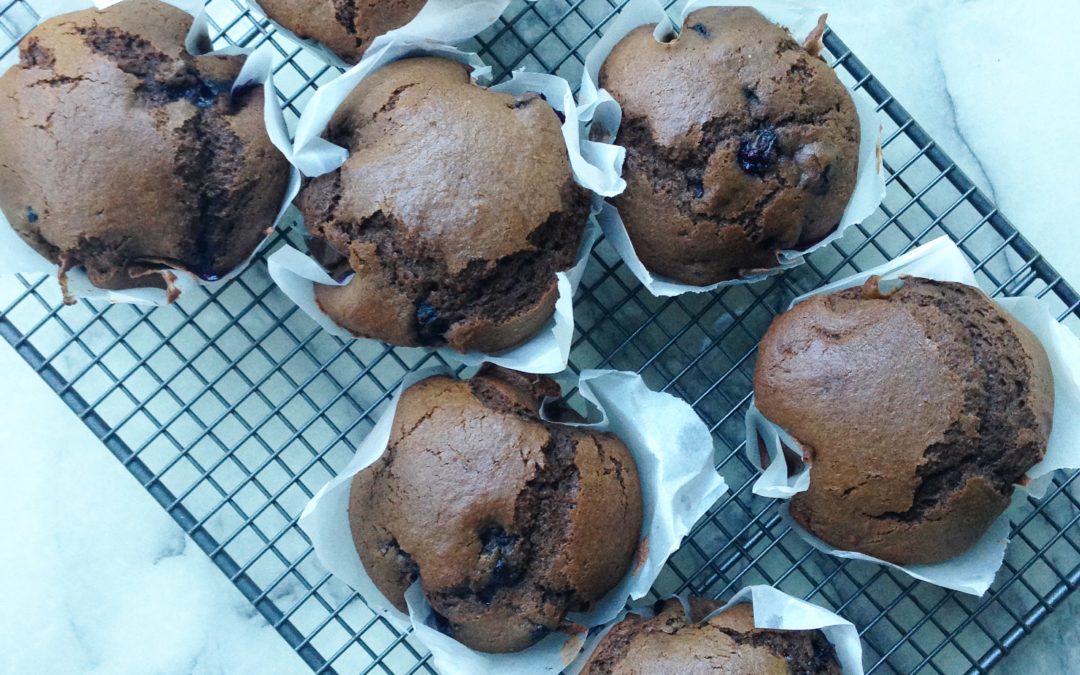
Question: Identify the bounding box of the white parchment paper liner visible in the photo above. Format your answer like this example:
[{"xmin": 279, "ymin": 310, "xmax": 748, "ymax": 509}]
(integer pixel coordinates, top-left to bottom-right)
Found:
[
  {"xmin": 246, "ymin": 0, "xmax": 512, "ymax": 69},
  {"xmin": 746, "ymin": 236, "xmax": 1080, "ymax": 595},
  {"xmin": 268, "ymin": 40, "xmax": 624, "ymax": 374},
  {"xmin": 565, "ymin": 585, "xmax": 863, "ymax": 674},
  {"xmin": 0, "ymin": 0, "xmax": 299, "ymax": 305},
  {"xmin": 576, "ymin": 0, "xmax": 886, "ymax": 297},
  {"xmin": 298, "ymin": 368, "xmax": 727, "ymax": 674}
]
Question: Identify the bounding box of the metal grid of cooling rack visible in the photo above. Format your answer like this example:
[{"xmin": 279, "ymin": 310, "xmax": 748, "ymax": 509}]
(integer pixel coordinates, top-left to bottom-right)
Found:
[{"xmin": 2, "ymin": 0, "xmax": 1080, "ymax": 673}]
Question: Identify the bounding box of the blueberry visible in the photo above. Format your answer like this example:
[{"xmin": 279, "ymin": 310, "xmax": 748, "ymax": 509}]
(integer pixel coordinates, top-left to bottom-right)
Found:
[
  {"xmin": 190, "ymin": 81, "xmax": 222, "ymax": 109},
  {"xmin": 690, "ymin": 23, "xmax": 711, "ymax": 38},
  {"xmin": 530, "ymin": 623, "xmax": 551, "ymax": 641},
  {"xmin": 26, "ymin": 207, "xmax": 39, "ymax": 223},
  {"xmin": 415, "ymin": 301, "xmax": 450, "ymax": 345},
  {"xmin": 687, "ymin": 178, "xmax": 704, "ymax": 199},
  {"xmin": 169, "ymin": 79, "xmax": 226, "ymax": 109},
  {"xmin": 493, "ymin": 557, "xmax": 508, "ymax": 580},
  {"xmin": 738, "ymin": 127, "xmax": 779, "ymax": 176},
  {"xmin": 479, "ymin": 528, "xmax": 524, "ymax": 601}
]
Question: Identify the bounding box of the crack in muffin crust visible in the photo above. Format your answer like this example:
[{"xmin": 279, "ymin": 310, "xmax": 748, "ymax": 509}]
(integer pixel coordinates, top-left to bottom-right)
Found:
[
  {"xmin": 581, "ymin": 599, "xmax": 842, "ymax": 674},
  {"xmin": 0, "ymin": 0, "xmax": 289, "ymax": 300},
  {"xmin": 754, "ymin": 277, "xmax": 1054, "ymax": 564},
  {"xmin": 348, "ymin": 367, "xmax": 643, "ymax": 653},
  {"xmin": 299, "ymin": 57, "xmax": 590, "ymax": 354},
  {"xmin": 600, "ymin": 7, "xmax": 861, "ymax": 285}
]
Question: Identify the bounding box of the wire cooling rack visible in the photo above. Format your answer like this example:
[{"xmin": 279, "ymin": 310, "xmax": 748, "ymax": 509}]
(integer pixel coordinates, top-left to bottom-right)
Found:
[{"xmin": 2, "ymin": 0, "xmax": 1079, "ymax": 673}]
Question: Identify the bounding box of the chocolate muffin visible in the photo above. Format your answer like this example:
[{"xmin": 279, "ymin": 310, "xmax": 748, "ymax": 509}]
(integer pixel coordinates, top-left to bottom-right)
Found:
[
  {"xmin": 581, "ymin": 598, "xmax": 842, "ymax": 674},
  {"xmin": 754, "ymin": 277, "xmax": 1055, "ymax": 565},
  {"xmin": 257, "ymin": 0, "xmax": 427, "ymax": 64},
  {"xmin": 600, "ymin": 7, "xmax": 860, "ymax": 285},
  {"xmin": 349, "ymin": 366, "xmax": 643, "ymax": 653},
  {"xmin": 0, "ymin": 0, "xmax": 289, "ymax": 302},
  {"xmin": 301, "ymin": 57, "xmax": 590, "ymax": 354}
]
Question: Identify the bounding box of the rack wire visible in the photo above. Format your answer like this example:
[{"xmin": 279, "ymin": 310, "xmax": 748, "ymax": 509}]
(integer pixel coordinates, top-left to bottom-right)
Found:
[{"xmin": 2, "ymin": 0, "xmax": 1079, "ymax": 673}]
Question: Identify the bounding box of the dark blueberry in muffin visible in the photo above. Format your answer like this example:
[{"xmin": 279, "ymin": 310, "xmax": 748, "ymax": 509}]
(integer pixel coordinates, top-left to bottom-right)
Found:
[
  {"xmin": 738, "ymin": 127, "xmax": 779, "ymax": 176},
  {"xmin": 415, "ymin": 301, "xmax": 450, "ymax": 345}
]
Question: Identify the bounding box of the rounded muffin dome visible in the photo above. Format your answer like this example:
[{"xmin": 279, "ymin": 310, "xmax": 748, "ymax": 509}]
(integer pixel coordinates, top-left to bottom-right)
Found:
[
  {"xmin": 349, "ymin": 366, "xmax": 643, "ymax": 653},
  {"xmin": 256, "ymin": 0, "xmax": 428, "ymax": 64},
  {"xmin": 600, "ymin": 7, "xmax": 860, "ymax": 285},
  {"xmin": 0, "ymin": 0, "xmax": 290, "ymax": 301},
  {"xmin": 581, "ymin": 598, "xmax": 842, "ymax": 674},
  {"xmin": 753, "ymin": 277, "xmax": 1054, "ymax": 565},
  {"xmin": 300, "ymin": 57, "xmax": 590, "ymax": 354}
]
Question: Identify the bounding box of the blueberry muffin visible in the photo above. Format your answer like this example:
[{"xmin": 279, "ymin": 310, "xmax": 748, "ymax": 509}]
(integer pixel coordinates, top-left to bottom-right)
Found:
[
  {"xmin": 754, "ymin": 277, "xmax": 1055, "ymax": 565},
  {"xmin": 301, "ymin": 57, "xmax": 590, "ymax": 354},
  {"xmin": 0, "ymin": 0, "xmax": 289, "ymax": 302},
  {"xmin": 257, "ymin": 0, "xmax": 428, "ymax": 64},
  {"xmin": 349, "ymin": 366, "xmax": 644, "ymax": 653},
  {"xmin": 600, "ymin": 7, "xmax": 860, "ymax": 285},
  {"xmin": 581, "ymin": 598, "xmax": 842, "ymax": 674}
]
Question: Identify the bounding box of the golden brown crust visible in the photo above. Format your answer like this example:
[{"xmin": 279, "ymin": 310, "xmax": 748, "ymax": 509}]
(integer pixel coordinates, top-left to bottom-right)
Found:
[
  {"xmin": 600, "ymin": 7, "xmax": 860, "ymax": 285},
  {"xmin": 753, "ymin": 277, "xmax": 1054, "ymax": 564},
  {"xmin": 300, "ymin": 58, "xmax": 589, "ymax": 353},
  {"xmin": 349, "ymin": 366, "xmax": 643, "ymax": 653},
  {"xmin": 581, "ymin": 599, "xmax": 842, "ymax": 674},
  {"xmin": 258, "ymin": 0, "xmax": 427, "ymax": 64},
  {"xmin": 0, "ymin": 0, "xmax": 289, "ymax": 297}
]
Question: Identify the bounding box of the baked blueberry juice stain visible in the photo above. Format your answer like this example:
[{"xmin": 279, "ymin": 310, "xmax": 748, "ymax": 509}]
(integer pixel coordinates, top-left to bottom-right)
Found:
[
  {"xmin": 738, "ymin": 127, "xmax": 779, "ymax": 176},
  {"xmin": 415, "ymin": 301, "xmax": 450, "ymax": 345},
  {"xmin": 687, "ymin": 178, "xmax": 705, "ymax": 199},
  {"xmin": 690, "ymin": 23, "xmax": 711, "ymax": 39}
]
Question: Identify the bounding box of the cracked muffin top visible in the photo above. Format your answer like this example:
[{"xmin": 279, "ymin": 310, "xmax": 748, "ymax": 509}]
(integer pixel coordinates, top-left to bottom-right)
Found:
[
  {"xmin": 348, "ymin": 365, "xmax": 643, "ymax": 653},
  {"xmin": 753, "ymin": 277, "xmax": 1055, "ymax": 565},
  {"xmin": 257, "ymin": 0, "xmax": 427, "ymax": 64},
  {"xmin": 581, "ymin": 598, "xmax": 842, "ymax": 674},
  {"xmin": 0, "ymin": 0, "xmax": 289, "ymax": 302},
  {"xmin": 300, "ymin": 57, "xmax": 590, "ymax": 354},
  {"xmin": 600, "ymin": 7, "xmax": 860, "ymax": 285}
]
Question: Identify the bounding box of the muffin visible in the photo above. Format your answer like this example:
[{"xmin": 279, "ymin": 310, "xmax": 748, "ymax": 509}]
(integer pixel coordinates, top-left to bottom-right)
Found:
[
  {"xmin": 0, "ymin": 0, "xmax": 289, "ymax": 302},
  {"xmin": 581, "ymin": 598, "xmax": 842, "ymax": 674},
  {"xmin": 300, "ymin": 57, "xmax": 590, "ymax": 354},
  {"xmin": 257, "ymin": 0, "xmax": 427, "ymax": 64},
  {"xmin": 349, "ymin": 365, "xmax": 643, "ymax": 653},
  {"xmin": 753, "ymin": 277, "xmax": 1055, "ymax": 565},
  {"xmin": 600, "ymin": 7, "xmax": 860, "ymax": 285}
]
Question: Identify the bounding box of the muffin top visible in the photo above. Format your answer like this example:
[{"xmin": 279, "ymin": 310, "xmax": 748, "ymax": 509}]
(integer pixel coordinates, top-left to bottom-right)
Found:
[
  {"xmin": 257, "ymin": 0, "xmax": 427, "ymax": 64},
  {"xmin": 581, "ymin": 599, "xmax": 842, "ymax": 674},
  {"xmin": 754, "ymin": 277, "xmax": 1054, "ymax": 565},
  {"xmin": 600, "ymin": 7, "xmax": 860, "ymax": 285},
  {"xmin": 0, "ymin": 0, "xmax": 289, "ymax": 300},
  {"xmin": 349, "ymin": 366, "xmax": 643, "ymax": 653},
  {"xmin": 302, "ymin": 57, "xmax": 590, "ymax": 353}
]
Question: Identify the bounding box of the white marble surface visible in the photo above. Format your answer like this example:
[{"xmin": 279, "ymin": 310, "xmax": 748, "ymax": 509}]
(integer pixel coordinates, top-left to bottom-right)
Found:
[
  {"xmin": 3, "ymin": 1, "xmax": 1079, "ymax": 674},
  {"xmin": 826, "ymin": 0, "xmax": 1080, "ymax": 288},
  {"xmin": 0, "ymin": 345, "xmax": 306, "ymax": 674}
]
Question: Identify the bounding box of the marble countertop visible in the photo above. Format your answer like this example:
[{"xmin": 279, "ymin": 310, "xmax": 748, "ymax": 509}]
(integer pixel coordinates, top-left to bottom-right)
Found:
[
  {"xmin": 826, "ymin": 0, "xmax": 1079, "ymax": 288},
  {"xmin": 3, "ymin": 1, "xmax": 1078, "ymax": 673}
]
